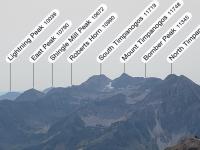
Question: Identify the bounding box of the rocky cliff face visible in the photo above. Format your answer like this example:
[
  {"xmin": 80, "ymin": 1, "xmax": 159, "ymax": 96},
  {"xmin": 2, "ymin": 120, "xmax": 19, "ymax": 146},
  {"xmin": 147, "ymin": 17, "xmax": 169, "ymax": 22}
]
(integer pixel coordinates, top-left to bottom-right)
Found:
[{"xmin": 165, "ymin": 137, "xmax": 200, "ymax": 150}]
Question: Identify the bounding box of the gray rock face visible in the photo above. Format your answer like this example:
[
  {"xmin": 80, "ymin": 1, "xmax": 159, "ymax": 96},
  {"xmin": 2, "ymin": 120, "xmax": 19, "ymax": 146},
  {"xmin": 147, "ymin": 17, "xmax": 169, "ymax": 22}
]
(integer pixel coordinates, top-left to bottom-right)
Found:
[{"xmin": 165, "ymin": 137, "xmax": 200, "ymax": 150}]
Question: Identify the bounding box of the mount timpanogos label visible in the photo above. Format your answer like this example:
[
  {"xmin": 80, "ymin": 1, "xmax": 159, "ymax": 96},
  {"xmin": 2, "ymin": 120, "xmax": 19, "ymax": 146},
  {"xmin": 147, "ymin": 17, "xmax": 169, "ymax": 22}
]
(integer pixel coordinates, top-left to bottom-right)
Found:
[
  {"xmin": 6, "ymin": 9, "xmax": 59, "ymax": 63},
  {"xmin": 120, "ymin": 0, "xmax": 183, "ymax": 63}
]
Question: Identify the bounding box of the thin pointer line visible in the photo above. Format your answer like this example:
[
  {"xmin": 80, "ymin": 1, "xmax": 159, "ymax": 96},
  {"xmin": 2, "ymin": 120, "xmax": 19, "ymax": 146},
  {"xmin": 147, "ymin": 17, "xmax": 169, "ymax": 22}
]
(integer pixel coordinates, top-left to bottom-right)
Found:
[
  {"xmin": 9, "ymin": 63, "xmax": 12, "ymax": 92},
  {"xmin": 124, "ymin": 63, "xmax": 126, "ymax": 73},
  {"xmin": 71, "ymin": 63, "xmax": 73, "ymax": 86},
  {"xmin": 33, "ymin": 63, "xmax": 35, "ymax": 89},
  {"xmin": 145, "ymin": 63, "xmax": 147, "ymax": 78},
  {"xmin": 52, "ymin": 63, "xmax": 54, "ymax": 87},
  {"xmin": 171, "ymin": 63, "xmax": 173, "ymax": 74},
  {"xmin": 100, "ymin": 63, "xmax": 102, "ymax": 75}
]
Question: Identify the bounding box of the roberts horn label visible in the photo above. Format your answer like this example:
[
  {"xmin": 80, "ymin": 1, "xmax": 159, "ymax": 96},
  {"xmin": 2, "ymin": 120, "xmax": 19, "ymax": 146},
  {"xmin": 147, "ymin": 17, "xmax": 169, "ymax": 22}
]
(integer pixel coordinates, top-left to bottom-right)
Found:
[{"xmin": 67, "ymin": 13, "xmax": 118, "ymax": 63}]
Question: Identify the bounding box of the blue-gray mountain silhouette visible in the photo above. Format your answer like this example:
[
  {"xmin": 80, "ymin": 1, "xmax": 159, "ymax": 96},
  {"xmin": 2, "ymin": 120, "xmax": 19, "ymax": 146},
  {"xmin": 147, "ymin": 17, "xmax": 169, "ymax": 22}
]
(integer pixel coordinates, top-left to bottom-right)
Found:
[
  {"xmin": 15, "ymin": 88, "xmax": 45, "ymax": 102},
  {"xmin": 0, "ymin": 74, "xmax": 199, "ymax": 150},
  {"xmin": 0, "ymin": 92, "xmax": 21, "ymax": 100}
]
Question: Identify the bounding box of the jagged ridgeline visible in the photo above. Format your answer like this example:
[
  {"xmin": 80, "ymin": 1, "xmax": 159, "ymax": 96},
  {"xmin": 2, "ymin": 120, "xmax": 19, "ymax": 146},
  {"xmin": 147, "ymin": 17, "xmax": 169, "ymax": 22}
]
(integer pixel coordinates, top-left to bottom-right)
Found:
[{"xmin": 0, "ymin": 74, "xmax": 200, "ymax": 150}]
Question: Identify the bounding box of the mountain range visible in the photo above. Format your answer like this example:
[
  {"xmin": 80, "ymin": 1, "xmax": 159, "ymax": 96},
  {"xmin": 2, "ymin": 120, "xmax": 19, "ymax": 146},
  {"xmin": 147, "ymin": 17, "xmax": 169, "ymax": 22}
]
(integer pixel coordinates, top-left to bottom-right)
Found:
[
  {"xmin": 0, "ymin": 92, "xmax": 21, "ymax": 101},
  {"xmin": 0, "ymin": 73, "xmax": 199, "ymax": 150}
]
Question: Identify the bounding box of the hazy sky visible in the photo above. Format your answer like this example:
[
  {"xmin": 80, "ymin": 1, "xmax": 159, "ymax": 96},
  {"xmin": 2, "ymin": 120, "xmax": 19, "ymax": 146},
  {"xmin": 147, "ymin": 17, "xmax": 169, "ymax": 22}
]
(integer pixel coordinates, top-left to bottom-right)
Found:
[{"xmin": 0, "ymin": 0, "xmax": 200, "ymax": 91}]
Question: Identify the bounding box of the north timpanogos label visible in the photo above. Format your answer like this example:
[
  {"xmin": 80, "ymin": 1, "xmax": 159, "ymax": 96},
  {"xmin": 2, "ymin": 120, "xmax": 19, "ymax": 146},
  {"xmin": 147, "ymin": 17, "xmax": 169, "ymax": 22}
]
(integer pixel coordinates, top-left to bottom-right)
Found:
[
  {"xmin": 167, "ymin": 25, "xmax": 200, "ymax": 63},
  {"xmin": 6, "ymin": 9, "xmax": 59, "ymax": 63}
]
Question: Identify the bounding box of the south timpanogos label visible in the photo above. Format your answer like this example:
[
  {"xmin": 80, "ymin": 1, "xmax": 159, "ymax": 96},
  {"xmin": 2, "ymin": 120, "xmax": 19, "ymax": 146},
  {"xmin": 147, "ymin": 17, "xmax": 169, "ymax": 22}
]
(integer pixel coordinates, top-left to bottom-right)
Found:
[{"xmin": 97, "ymin": 0, "xmax": 159, "ymax": 63}]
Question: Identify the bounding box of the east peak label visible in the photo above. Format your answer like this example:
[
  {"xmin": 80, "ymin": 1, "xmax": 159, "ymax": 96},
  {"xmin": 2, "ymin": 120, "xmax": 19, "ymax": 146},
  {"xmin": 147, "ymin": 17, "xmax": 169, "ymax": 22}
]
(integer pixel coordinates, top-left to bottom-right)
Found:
[{"xmin": 29, "ymin": 20, "xmax": 72, "ymax": 63}]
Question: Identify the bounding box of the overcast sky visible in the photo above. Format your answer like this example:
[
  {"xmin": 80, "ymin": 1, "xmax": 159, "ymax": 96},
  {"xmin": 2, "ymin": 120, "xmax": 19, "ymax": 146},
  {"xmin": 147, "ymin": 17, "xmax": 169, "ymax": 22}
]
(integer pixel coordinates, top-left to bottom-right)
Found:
[{"xmin": 0, "ymin": 0, "xmax": 199, "ymax": 91}]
